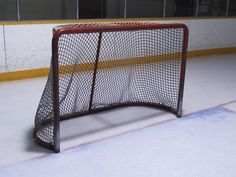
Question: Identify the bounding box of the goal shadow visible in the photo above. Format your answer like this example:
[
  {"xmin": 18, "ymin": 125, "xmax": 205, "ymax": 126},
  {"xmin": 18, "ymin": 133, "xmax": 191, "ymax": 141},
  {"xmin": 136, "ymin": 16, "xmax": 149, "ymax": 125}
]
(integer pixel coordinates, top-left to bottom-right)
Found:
[
  {"xmin": 26, "ymin": 128, "xmax": 53, "ymax": 153},
  {"xmin": 60, "ymin": 106, "xmax": 173, "ymax": 150}
]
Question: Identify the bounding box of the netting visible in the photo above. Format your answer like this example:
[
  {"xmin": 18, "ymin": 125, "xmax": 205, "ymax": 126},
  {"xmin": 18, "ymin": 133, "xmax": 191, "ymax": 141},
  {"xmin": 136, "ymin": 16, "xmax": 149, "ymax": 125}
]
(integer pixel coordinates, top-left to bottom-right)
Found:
[{"xmin": 33, "ymin": 22, "xmax": 188, "ymax": 152}]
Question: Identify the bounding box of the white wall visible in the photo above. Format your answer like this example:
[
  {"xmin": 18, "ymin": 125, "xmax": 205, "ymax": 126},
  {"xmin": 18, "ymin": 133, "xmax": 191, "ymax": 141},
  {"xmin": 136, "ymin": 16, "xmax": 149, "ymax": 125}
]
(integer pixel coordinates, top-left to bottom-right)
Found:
[
  {"xmin": 0, "ymin": 26, "xmax": 6, "ymax": 72},
  {"xmin": 3, "ymin": 24, "xmax": 55, "ymax": 72},
  {"xmin": 189, "ymin": 19, "xmax": 236, "ymax": 50},
  {"xmin": 153, "ymin": 19, "xmax": 236, "ymax": 51},
  {"xmin": 0, "ymin": 19, "xmax": 236, "ymax": 73}
]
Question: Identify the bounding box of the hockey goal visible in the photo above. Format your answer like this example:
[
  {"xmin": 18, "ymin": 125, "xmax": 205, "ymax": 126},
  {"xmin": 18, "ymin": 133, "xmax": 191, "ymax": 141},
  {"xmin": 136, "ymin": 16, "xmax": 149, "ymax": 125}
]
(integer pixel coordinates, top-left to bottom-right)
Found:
[{"xmin": 33, "ymin": 22, "xmax": 188, "ymax": 152}]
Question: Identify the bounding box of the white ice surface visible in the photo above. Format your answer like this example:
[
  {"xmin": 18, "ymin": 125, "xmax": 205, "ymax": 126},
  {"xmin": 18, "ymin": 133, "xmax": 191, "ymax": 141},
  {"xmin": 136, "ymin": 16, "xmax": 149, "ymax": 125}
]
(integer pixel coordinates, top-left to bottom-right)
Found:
[
  {"xmin": 183, "ymin": 53, "xmax": 236, "ymax": 114},
  {"xmin": 0, "ymin": 78, "xmax": 50, "ymax": 164},
  {"xmin": 1, "ymin": 108, "xmax": 236, "ymax": 177},
  {"xmin": 0, "ymin": 54, "xmax": 236, "ymax": 167}
]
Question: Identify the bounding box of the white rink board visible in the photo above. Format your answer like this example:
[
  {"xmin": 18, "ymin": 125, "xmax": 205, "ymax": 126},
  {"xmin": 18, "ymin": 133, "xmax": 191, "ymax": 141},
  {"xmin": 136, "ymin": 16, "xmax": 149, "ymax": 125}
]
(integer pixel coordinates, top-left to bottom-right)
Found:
[
  {"xmin": 189, "ymin": 19, "xmax": 236, "ymax": 50},
  {"xmin": 2, "ymin": 19, "xmax": 236, "ymax": 72},
  {"xmin": 4, "ymin": 24, "xmax": 55, "ymax": 71},
  {"xmin": 0, "ymin": 26, "xmax": 6, "ymax": 72}
]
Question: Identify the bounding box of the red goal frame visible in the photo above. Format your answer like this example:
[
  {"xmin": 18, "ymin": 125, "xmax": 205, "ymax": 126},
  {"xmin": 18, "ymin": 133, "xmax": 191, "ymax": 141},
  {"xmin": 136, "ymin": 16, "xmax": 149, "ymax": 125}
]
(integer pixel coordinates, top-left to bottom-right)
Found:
[{"xmin": 34, "ymin": 22, "xmax": 189, "ymax": 152}]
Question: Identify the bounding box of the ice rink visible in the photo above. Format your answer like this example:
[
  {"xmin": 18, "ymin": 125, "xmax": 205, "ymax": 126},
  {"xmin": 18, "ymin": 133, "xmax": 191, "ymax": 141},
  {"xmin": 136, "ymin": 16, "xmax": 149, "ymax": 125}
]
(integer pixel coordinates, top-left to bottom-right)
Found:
[{"xmin": 0, "ymin": 53, "xmax": 236, "ymax": 176}]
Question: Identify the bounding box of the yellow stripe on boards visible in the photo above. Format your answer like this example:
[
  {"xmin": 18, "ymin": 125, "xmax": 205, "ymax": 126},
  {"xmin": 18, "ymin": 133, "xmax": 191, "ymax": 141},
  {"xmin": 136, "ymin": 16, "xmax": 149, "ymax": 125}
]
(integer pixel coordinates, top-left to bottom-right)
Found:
[
  {"xmin": 0, "ymin": 68, "xmax": 49, "ymax": 82},
  {"xmin": 0, "ymin": 47, "xmax": 235, "ymax": 82},
  {"xmin": 57, "ymin": 53, "xmax": 181, "ymax": 75},
  {"xmin": 187, "ymin": 47, "xmax": 236, "ymax": 58}
]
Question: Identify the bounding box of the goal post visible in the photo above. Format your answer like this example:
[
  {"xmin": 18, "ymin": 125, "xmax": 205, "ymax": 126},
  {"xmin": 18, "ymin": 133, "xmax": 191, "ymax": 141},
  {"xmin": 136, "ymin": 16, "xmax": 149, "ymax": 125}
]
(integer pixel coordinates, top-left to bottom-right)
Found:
[{"xmin": 33, "ymin": 22, "xmax": 189, "ymax": 152}]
